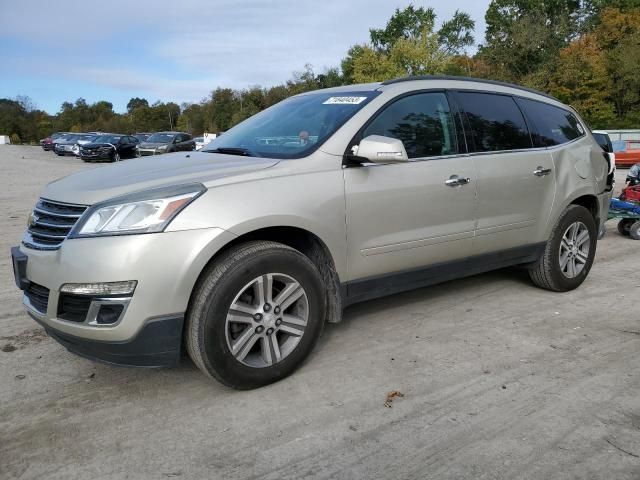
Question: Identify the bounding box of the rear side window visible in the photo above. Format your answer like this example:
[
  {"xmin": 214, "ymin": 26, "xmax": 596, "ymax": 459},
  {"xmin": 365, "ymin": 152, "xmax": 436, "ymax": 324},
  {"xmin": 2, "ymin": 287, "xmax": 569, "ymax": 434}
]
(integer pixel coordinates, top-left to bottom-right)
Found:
[
  {"xmin": 362, "ymin": 92, "xmax": 458, "ymax": 159},
  {"xmin": 456, "ymin": 92, "xmax": 531, "ymax": 152},
  {"xmin": 517, "ymin": 98, "xmax": 584, "ymax": 147}
]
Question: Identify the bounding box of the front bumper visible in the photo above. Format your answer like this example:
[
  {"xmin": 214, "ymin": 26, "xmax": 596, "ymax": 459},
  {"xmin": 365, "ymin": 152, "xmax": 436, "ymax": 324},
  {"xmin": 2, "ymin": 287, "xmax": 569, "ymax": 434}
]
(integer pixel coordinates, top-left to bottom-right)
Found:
[
  {"xmin": 30, "ymin": 311, "xmax": 184, "ymax": 367},
  {"xmin": 138, "ymin": 148, "xmax": 167, "ymax": 156},
  {"xmin": 11, "ymin": 227, "xmax": 236, "ymax": 366},
  {"xmin": 80, "ymin": 152, "xmax": 112, "ymax": 161}
]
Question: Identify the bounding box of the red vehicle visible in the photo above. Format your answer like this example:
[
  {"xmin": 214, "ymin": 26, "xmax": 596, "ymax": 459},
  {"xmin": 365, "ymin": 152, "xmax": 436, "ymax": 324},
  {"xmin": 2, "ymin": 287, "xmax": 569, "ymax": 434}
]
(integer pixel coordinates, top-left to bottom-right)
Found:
[
  {"xmin": 612, "ymin": 140, "xmax": 640, "ymax": 167},
  {"xmin": 40, "ymin": 132, "xmax": 69, "ymax": 151}
]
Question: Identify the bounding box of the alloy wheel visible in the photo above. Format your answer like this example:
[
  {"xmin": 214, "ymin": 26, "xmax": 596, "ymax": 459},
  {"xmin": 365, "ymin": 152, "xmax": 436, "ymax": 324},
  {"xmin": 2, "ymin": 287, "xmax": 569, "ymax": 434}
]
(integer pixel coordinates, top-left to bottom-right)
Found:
[
  {"xmin": 559, "ymin": 221, "xmax": 590, "ymax": 278},
  {"xmin": 225, "ymin": 273, "xmax": 309, "ymax": 368}
]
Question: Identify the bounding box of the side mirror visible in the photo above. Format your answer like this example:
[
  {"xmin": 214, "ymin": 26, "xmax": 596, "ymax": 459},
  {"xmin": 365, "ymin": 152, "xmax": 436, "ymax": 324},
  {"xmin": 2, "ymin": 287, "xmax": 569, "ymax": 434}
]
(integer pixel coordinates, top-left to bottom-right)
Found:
[{"xmin": 354, "ymin": 135, "xmax": 409, "ymax": 164}]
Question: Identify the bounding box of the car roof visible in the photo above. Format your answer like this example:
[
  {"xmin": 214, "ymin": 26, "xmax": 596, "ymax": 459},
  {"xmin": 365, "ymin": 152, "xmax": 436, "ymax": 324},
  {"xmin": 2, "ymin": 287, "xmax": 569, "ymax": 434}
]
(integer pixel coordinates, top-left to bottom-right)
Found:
[{"xmin": 306, "ymin": 75, "xmax": 561, "ymax": 106}]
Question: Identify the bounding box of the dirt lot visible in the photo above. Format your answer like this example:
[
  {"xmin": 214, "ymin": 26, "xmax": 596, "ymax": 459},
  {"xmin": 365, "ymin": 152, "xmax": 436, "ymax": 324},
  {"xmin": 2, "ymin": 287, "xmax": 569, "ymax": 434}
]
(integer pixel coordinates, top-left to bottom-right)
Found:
[{"xmin": 1, "ymin": 145, "xmax": 639, "ymax": 480}]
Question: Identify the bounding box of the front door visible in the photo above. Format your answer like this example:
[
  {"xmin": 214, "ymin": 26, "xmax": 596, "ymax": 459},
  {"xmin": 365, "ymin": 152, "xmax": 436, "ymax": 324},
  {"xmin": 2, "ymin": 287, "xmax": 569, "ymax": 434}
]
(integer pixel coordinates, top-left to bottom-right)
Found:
[{"xmin": 344, "ymin": 92, "xmax": 477, "ymax": 297}]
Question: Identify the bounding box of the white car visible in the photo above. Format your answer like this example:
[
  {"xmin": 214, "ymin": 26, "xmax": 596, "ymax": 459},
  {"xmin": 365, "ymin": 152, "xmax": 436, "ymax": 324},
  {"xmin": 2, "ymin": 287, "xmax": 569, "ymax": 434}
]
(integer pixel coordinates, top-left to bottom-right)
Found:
[{"xmin": 193, "ymin": 137, "xmax": 209, "ymax": 151}]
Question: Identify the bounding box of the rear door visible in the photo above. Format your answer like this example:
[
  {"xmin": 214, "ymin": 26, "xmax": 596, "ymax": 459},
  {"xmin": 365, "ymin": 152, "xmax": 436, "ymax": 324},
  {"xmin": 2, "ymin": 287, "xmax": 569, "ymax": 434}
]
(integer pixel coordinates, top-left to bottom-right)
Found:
[
  {"xmin": 452, "ymin": 91, "xmax": 556, "ymax": 255},
  {"xmin": 344, "ymin": 91, "xmax": 477, "ymax": 291}
]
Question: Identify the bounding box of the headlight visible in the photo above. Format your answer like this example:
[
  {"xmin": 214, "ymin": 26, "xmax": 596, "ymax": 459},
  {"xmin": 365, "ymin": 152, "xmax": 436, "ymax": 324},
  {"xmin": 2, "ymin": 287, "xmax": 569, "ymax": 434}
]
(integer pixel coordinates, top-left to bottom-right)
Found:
[
  {"xmin": 69, "ymin": 183, "xmax": 206, "ymax": 238},
  {"xmin": 157, "ymin": 145, "xmax": 168, "ymax": 151}
]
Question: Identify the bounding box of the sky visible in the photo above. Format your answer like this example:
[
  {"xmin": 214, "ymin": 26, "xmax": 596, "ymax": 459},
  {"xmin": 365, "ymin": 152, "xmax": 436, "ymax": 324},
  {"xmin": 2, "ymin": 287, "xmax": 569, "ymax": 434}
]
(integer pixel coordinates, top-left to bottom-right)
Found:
[{"xmin": 0, "ymin": 0, "xmax": 490, "ymax": 114}]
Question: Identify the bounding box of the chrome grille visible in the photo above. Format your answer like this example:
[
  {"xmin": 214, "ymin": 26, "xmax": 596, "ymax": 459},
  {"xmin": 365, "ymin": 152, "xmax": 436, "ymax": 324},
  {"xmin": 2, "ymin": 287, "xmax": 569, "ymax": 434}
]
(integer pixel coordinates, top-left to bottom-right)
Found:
[{"xmin": 24, "ymin": 198, "xmax": 88, "ymax": 250}]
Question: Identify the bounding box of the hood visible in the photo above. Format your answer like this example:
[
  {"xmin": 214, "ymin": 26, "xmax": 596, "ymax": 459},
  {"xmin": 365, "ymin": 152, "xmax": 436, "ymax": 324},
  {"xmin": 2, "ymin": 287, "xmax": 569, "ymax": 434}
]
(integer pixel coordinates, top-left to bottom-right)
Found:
[
  {"xmin": 56, "ymin": 139, "xmax": 77, "ymax": 145},
  {"xmin": 82, "ymin": 142, "xmax": 115, "ymax": 149},
  {"xmin": 43, "ymin": 151, "xmax": 280, "ymax": 205},
  {"xmin": 139, "ymin": 141, "xmax": 169, "ymax": 148}
]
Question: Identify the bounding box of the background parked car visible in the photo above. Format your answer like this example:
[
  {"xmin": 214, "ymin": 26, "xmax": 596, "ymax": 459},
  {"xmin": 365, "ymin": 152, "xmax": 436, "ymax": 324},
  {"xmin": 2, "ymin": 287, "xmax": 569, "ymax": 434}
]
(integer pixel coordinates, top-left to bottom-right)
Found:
[
  {"xmin": 136, "ymin": 131, "xmax": 195, "ymax": 156},
  {"xmin": 80, "ymin": 134, "xmax": 139, "ymax": 162},
  {"xmin": 54, "ymin": 134, "xmax": 87, "ymax": 156},
  {"xmin": 133, "ymin": 132, "xmax": 152, "ymax": 142},
  {"xmin": 71, "ymin": 134, "xmax": 100, "ymax": 157},
  {"xmin": 612, "ymin": 140, "xmax": 640, "ymax": 167},
  {"xmin": 40, "ymin": 132, "xmax": 70, "ymax": 151},
  {"xmin": 193, "ymin": 136, "xmax": 210, "ymax": 150}
]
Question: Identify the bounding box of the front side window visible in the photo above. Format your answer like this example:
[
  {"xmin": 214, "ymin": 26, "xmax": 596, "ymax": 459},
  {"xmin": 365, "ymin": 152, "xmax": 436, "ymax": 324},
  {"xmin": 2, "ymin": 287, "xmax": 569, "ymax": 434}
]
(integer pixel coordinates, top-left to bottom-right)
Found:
[
  {"xmin": 361, "ymin": 92, "xmax": 458, "ymax": 159},
  {"xmin": 517, "ymin": 98, "xmax": 584, "ymax": 147},
  {"xmin": 457, "ymin": 92, "xmax": 531, "ymax": 152}
]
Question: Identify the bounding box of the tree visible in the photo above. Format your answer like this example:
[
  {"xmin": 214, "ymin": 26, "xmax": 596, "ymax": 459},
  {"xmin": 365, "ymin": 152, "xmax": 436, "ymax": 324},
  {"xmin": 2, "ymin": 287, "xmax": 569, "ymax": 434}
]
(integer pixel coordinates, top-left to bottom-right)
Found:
[
  {"xmin": 126, "ymin": 97, "xmax": 149, "ymax": 113},
  {"xmin": 437, "ymin": 11, "xmax": 475, "ymax": 55},
  {"xmin": 345, "ymin": 6, "xmax": 475, "ymax": 83},
  {"xmin": 482, "ymin": 0, "xmax": 584, "ymax": 81},
  {"xmin": 369, "ymin": 5, "xmax": 436, "ymax": 53},
  {"xmin": 548, "ymin": 34, "xmax": 614, "ymax": 126}
]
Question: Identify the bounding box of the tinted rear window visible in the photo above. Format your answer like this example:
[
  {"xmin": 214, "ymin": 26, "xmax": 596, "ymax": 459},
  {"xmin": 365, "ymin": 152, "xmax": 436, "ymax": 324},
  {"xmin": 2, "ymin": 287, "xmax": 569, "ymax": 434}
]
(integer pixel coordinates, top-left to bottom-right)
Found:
[
  {"xmin": 457, "ymin": 92, "xmax": 531, "ymax": 152},
  {"xmin": 517, "ymin": 98, "xmax": 584, "ymax": 147}
]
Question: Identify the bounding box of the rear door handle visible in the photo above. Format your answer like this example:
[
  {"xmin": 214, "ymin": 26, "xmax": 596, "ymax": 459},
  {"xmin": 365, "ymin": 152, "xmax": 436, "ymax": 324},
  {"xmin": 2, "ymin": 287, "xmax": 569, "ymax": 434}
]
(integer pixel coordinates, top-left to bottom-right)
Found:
[
  {"xmin": 445, "ymin": 175, "xmax": 471, "ymax": 187},
  {"xmin": 534, "ymin": 166, "xmax": 552, "ymax": 177}
]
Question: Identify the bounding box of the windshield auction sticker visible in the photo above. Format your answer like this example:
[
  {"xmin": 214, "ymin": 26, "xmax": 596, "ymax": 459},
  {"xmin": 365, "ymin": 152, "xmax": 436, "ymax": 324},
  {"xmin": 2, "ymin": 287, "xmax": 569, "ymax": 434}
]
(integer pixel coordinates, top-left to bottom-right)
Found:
[{"xmin": 323, "ymin": 96, "xmax": 368, "ymax": 105}]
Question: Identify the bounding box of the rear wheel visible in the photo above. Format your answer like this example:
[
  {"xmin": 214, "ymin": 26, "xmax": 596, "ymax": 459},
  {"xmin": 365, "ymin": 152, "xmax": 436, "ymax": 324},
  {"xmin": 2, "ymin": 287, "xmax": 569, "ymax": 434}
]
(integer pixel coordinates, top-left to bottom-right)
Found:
[
  {"xmin": 529, "ymin": 205, "xmax": 597, "ymax": 292},
  {"xmin": 186, "ymin": 241, "xmax": 325, "ymax": 389},
  {"xmin": 629, "ymin": 221, "xmax": 640, "ymax": 240}
]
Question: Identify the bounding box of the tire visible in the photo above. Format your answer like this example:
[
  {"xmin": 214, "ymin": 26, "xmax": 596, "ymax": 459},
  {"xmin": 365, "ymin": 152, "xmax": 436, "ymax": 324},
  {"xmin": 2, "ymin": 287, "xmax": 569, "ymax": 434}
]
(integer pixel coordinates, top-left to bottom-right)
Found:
[
  {"xmin": 186, "ymin": 241, "xmax": 326, "ymax": 389},
  {"xmin": 528, "ymin": 205, "xmax": 597, "ymax": 292},
  {"xmin": 112, "ymin": 152, "xmax": 120, "ymax": 162},
  {"xmin": 630, "ymin": 221, "xmax": 640, "ymax": 240},
  {"xmin": 617, "ymin": 218, "xmax": 634, "ymax": 236}
]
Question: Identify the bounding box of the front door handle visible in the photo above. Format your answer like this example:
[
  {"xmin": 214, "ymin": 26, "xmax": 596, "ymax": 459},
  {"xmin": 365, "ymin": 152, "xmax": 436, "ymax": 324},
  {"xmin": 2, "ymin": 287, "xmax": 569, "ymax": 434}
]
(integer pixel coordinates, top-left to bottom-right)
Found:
[
  {"xmin": 534, "ymin": 166, "xmax": 552, "ymax": 177},
  {"xmin": 445, "ymin": 175, "xmax": 471, "ymax": 187}
]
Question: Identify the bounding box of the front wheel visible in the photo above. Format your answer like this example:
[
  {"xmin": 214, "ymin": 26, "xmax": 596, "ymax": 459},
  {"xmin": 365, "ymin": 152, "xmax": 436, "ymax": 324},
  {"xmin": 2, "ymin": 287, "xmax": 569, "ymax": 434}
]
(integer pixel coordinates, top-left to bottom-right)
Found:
[
  {"xmin": 528, "ymin": 205, "xmax": 597, "ymax": 292},
  {"xmin": 186, "ymin": 241, "xmax": 326, "ymax": 389}
]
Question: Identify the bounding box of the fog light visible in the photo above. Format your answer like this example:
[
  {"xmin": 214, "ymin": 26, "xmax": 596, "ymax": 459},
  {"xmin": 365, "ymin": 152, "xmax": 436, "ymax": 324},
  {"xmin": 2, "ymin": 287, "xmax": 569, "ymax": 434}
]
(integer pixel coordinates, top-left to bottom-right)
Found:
[{"xmin": 60, "ymin": 281, "xmax": 137, "ymax": 296}]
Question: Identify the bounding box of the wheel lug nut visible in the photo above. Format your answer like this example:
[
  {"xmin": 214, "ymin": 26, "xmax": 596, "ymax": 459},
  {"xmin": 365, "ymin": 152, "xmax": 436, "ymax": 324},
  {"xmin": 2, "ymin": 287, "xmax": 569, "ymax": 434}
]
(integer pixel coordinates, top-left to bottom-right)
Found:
[
  {"xmin": 266, "ymin": 327, "xmax": 274, "ymax": 336},
  {"xmin": 263, "ymin": 303, "xmax": 271, "ymax": 312},
  {"xmin": 274, "ymin": 306, "xmax": 280, "ymax": 314},
  {"xmin": 255, "ymin": 326, "xmax": 264, "ymax": 334},
  {"xmin": 254, "ymin": 313, "xmax": 263, "ymax": 322},
  {"xmin": 275, "ymin": 318, "xmax": 282, "ymax": 326}
]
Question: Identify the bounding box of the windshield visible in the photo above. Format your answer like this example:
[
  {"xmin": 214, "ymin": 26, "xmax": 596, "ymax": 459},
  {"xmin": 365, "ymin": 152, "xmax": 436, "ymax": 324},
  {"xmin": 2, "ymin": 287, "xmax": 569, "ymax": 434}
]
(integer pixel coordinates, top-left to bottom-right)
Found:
[
  {"xmin": 202, "ymin": 91, "xmax": 379, "ymax": 159},
  {"xmin": 146, "ymin": 133, "xmax": 175, "ymax": 143},
  {"xmin": 93, "ymin": 135, "xmax": 122, "ymax": 144}
]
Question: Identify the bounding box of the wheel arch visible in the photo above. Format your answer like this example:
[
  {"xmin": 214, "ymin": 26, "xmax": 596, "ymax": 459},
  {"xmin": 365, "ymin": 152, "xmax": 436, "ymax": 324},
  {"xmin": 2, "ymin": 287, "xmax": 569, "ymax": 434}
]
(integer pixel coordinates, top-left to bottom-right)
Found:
[
  {"xmin": 569, "ymin": 194, "xmax": 599, "ymax": 225},
  {"xmin": 189, "ymin": 225, "xmax": 344, "ymax": 324}
]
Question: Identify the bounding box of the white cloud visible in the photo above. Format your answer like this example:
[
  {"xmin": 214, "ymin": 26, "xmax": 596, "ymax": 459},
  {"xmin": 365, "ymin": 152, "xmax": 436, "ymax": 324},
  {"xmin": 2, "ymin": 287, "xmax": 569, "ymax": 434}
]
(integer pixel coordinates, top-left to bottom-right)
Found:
[{"xmin": 0, "ymin": 0, "xmax": 489, "ymax": 108}]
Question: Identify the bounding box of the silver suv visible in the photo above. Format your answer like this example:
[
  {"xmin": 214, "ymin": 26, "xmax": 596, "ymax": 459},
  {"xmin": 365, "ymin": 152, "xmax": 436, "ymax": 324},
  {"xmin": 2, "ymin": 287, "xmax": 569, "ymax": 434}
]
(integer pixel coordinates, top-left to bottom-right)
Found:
[{"xmin": 11, "ymin": 76, "xmax": 613, "ymax": 389}]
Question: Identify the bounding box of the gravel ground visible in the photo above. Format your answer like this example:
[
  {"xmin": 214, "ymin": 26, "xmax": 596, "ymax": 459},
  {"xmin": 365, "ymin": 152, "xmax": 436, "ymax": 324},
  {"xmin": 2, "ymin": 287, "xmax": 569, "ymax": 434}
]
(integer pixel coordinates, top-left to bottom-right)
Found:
[{"xmin": 1, "ymin": 146, "xmax": 639, "ymax": 480}]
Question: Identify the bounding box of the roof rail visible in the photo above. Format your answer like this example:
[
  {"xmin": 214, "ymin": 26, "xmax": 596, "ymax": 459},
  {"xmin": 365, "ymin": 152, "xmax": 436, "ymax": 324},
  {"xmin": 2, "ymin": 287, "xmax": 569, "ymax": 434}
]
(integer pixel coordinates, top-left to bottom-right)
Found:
[{"xmin": 380, "ymin": 75, "xmax": 559, "ymax": 101}]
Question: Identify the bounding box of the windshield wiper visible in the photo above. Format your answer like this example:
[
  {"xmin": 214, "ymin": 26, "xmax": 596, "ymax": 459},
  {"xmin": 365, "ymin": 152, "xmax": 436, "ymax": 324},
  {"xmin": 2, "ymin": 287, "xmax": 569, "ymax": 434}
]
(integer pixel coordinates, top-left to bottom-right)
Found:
[{"xmin": 206, "ymin": 147, "xmax": 260, "ymax": 157}]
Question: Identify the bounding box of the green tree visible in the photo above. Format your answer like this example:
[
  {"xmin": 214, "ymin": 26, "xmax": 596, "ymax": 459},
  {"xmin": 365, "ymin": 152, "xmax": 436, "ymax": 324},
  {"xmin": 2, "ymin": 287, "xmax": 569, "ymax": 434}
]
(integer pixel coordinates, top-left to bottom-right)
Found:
[{"xmin": 126, "ymin": 97, "xmax": 149, "ymax": 113}]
